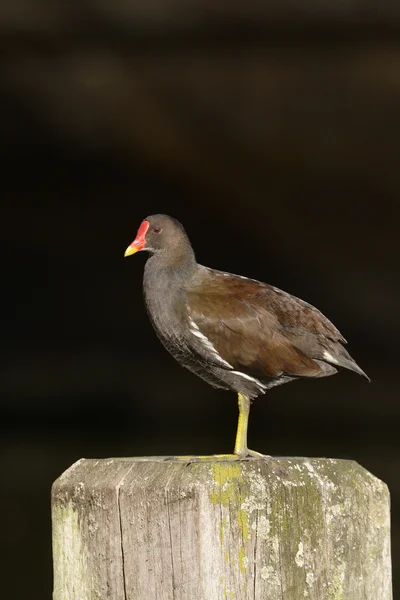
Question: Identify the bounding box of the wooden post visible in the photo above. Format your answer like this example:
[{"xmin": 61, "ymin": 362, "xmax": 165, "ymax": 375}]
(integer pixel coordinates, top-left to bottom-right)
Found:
[{"xmin": 52, "ymin": 457, "xmax": 392, "ymax": 600}]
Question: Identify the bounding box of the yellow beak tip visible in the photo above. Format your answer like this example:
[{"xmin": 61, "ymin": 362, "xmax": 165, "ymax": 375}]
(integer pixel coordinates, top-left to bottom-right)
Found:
[{"xmin": 124, "ymin": 246, "xmax": 138, "ymax": 257}]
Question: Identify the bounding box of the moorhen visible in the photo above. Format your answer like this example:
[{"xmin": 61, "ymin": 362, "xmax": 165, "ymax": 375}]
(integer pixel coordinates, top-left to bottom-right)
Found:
[{"xmin": 125, "ymin": 214, "xmax": 369, "ymax": 458}]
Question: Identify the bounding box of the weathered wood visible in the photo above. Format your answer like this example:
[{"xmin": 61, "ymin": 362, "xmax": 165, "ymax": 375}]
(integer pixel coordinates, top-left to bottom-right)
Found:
[{"xmin": 52, "ymin": 457, "xmax": 392, "ymax": 600}]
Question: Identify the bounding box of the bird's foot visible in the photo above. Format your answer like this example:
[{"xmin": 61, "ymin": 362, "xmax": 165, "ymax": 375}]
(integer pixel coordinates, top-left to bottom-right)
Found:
[
  {"xmin": 235, "ymin": 448, "xmax": 271, "ymax": 460},
  {"xmin": 164, "ymin": 454, "xmax": 241, "ymax": 462},
  {"xmin": 162, "ymin": 450, "xmax": 271, "ymax": 462}
]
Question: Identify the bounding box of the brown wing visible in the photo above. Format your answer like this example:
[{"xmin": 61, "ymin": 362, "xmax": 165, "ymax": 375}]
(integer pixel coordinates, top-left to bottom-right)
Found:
[
  {"xmin": 186, "ymin": 269, "xmax": 338, "ymax": 378},
  {"xmin": 262, "ymin": 284, "xmax": 346, "ymax": 344}
]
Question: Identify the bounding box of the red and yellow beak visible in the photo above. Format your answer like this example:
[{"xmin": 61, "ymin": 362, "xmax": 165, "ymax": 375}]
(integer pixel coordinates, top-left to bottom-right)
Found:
[{"xmin": 124, "ymin": 220, "xmax": 149, "ymax": 257}]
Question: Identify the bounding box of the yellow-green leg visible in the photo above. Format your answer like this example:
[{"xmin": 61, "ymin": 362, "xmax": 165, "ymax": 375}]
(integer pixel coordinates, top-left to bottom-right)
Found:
[
  {"xmin": 233, "ymin": 393, "xmax": 264, "ymax": 458},
  {"xmin": 165, "ymin": 392, "xmax": 266, "ymax": 462}
]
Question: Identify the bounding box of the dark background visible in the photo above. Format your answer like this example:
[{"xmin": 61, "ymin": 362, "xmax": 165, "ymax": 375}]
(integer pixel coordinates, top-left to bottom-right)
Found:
[{"xmin": 1, "ymin": 2, "xmax": 398, "ymax": 598}]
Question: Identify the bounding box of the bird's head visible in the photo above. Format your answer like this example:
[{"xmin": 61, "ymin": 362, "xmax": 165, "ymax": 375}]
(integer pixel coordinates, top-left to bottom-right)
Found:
[{"xmin": 124, "ymin": 214, "xmax": 190, "ymax": 258}]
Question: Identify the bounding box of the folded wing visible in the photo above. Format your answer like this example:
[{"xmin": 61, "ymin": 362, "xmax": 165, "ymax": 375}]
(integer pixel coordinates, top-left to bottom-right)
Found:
[{"xmin": 186, "ymin": 270, "xmax": 368, "ymax": 381}]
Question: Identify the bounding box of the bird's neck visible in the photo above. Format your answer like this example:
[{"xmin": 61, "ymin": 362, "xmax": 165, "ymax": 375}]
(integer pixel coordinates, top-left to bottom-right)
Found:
[
  {"xmin": 145, "ymin": 243, "xmax": 197, "ymax": 280},
  {"xmin": 143, "ymin": 246, "xmax": 197, "ymax": 309},
  {"xmin": 143, "ymin": 249, "xmax": 197, "ymax": 335}
]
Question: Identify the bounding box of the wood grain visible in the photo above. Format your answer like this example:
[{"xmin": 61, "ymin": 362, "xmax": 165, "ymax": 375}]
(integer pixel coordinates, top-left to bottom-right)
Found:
[{"xmin": 52, "ymin": 457, "xmax": 392, "ymax": 599}]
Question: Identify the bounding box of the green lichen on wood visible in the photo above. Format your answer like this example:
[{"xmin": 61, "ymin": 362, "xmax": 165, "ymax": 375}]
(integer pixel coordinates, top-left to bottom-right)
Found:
[
  {"xmin": 52, "ymin": 501, "xmax": 90, "ymax": 600},
  {"xmin": 204, "ymin": 457, "xmax": 391, "ymax": 599},
  {"xmin": 238, "ymin": 546, "xmax": 247, "ymax": 574},
  {"xmin": 209, "ymin": 462, "xmax": 251, "ymax": 547},
  {"xmin": 209, "ymin": 463, "xmax": 241, "ymax": 505}
]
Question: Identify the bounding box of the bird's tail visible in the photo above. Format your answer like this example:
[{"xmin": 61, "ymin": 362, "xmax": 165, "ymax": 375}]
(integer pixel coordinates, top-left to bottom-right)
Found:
[{"xmin": 322, "ymin": 349, "xmax": 370, "ymax": 382}]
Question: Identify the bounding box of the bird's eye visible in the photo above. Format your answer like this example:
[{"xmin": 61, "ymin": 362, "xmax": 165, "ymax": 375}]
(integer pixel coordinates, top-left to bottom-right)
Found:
[{"xmin": 153, "ymin": 227, "xmax": 161, "ymax": 233}]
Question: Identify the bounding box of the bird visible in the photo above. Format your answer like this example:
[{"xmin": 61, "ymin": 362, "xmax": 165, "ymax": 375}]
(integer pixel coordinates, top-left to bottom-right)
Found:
[{"xmin": 124, "ymin": 214, "xmax": 369, "ymax": 459}]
